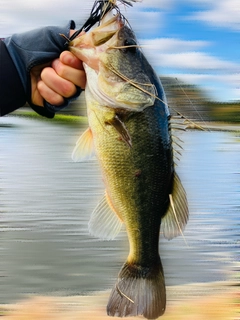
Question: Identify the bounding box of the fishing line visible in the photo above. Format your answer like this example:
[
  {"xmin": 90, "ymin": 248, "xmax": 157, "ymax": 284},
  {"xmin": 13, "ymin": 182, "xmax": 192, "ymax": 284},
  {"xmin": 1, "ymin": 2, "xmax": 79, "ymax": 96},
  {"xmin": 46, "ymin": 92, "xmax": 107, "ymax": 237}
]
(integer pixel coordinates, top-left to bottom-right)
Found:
[
  {"xmin": 68, "ymin": 0, "xmax": 206, "ymax": 132},
  {"xmin": 174, "ymin": 77, "xmax": 210, "ymax": 131},
  {"xmin": 106, "ymin": 64, "xmax": 158, "ymax": 100},
  {"xmin": 68, "ymin": 0, "xmax": 138, "ymax": 44}
]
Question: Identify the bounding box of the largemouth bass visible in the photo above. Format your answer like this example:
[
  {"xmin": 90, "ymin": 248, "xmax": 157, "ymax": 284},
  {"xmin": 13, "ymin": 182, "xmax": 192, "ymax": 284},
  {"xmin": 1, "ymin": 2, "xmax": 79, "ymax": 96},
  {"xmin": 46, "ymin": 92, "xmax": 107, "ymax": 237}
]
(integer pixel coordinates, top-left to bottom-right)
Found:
[{"xmin": 69, "ymin": 3, "xmax": 188, "ymax": 319}]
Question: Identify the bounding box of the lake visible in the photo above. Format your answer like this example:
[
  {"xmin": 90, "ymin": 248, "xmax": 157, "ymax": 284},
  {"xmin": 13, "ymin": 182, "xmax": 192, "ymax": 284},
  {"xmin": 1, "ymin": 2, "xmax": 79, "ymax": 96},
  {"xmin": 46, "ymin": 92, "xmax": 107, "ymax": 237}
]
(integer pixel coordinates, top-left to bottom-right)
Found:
[{"xmin": 0, "ymin": 115, "xmax": 239, "ymax": 304}]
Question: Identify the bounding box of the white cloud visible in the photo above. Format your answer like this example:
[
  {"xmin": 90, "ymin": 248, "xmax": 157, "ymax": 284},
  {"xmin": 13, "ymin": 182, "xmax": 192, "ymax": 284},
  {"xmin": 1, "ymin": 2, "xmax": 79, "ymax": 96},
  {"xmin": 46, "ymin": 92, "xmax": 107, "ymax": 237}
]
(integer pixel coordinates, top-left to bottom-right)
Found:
[
  {"xmin": 133, "ymin": 0, "xmax": 173, "ymax": 9},
  {"xmin": 139, "ymin": 39, "xmax": 239, "ymax": 73},
  {"xmin": 138, "ymin": 37, "xmax": 240, "ymax": 101},
  {"xmin": 158, "ymin": 52, "xmax": 239, "ymax": 71},
  {"xmin": 127, "ymin": 11, "xmax": 164, "ymax": 36},
  {"xmin": 140, "ymin": 38, "xmax": 209, "ymax": 53},
  {"xmin": 0, "ymin": 0, "xmax": 95, "ymax": 37},
  {"xmin": 1, "ymin": 0, "xmax": 238, "ymax": 101},
  {"xmin": 171, "ymin": 73, "xmax": 240, "ymax": 89},
  {"xmin": 171, "ymin": 73, "xmax": 240, "ymax": 101},
  {"xmin": 0, "ymin": 1, "xmax": 165, "ymax": 40},
  {"xmin": 118, "ymin": 0, "xmax": 173, "ymax": 11},
  {"xmin": 187, "ymin": 0, "xmax": 240, "ymax": 31}
]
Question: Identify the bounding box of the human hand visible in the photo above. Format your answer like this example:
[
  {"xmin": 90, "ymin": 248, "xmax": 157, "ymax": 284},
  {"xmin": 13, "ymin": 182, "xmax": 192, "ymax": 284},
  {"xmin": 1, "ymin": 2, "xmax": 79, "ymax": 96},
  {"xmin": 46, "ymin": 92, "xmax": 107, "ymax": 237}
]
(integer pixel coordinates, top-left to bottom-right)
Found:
[
  {"xmin": 4, "ymin": 21, "xmax": 85, "ymax": 117},
  {"xmin": 31, "ymin": 51, "xmax": 86, "ymax": 107}
]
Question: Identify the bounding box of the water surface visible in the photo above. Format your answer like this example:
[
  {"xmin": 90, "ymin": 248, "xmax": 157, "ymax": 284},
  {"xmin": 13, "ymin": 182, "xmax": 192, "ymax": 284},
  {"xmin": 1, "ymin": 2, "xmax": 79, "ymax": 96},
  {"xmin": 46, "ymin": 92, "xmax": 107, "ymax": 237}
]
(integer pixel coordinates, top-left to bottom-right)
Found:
[{"xmin": 0, "ymin": 115, "xmax": 239, "ymax": 303}]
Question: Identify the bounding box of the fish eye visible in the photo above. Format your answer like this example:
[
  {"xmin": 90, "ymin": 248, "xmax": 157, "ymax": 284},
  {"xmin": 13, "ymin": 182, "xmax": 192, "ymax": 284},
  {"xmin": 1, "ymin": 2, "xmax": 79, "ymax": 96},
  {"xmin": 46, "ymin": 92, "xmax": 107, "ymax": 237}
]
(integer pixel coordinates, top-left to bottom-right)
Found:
[{"xmin": 124, "ymin": 38, "xmax": 137, "ymax": 53}]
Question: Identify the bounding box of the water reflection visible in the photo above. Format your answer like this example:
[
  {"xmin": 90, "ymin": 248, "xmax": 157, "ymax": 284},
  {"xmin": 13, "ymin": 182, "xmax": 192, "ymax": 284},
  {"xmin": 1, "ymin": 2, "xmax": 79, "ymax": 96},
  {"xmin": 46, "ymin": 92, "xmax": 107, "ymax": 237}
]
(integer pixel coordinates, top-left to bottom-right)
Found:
[{"xmin": 0, "ymin": 115, "xmax": 239, "ymax": 304}]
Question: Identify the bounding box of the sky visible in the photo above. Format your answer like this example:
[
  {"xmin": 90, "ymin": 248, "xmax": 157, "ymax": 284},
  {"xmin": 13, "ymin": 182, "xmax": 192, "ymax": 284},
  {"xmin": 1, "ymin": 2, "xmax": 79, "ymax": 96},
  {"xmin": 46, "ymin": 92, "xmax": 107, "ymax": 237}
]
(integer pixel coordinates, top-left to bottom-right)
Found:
[{"xmin": 1, "ymin": 0, "xmax": 240, "ymax": 102}]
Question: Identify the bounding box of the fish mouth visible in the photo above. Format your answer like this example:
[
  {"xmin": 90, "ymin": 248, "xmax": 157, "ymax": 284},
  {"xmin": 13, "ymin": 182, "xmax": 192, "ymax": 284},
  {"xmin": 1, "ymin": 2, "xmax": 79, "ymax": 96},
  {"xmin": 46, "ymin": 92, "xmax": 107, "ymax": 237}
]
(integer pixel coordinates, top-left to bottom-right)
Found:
[
  {"xmin": 68, "ymin": 12, "xmax": 125, "ymax": 75},
  {"xmin": 91, "ymin": 13, "xmax": 124, "ymax": 46},
  {"xmin": 69, "ymin": 13, "xmax": 123, "ymax": 59},
  {"xmin": 69, "ymin": 10, "xmax": 156, "ymax": 111}
]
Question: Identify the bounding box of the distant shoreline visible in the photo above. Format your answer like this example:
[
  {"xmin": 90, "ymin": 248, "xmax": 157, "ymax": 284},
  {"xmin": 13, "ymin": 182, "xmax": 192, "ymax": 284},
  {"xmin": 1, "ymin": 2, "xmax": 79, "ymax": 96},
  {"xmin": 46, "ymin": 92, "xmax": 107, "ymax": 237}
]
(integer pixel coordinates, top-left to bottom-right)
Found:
[{"xmin": 7, "ymin": 108, "xmax": 240, "ymax": 132}]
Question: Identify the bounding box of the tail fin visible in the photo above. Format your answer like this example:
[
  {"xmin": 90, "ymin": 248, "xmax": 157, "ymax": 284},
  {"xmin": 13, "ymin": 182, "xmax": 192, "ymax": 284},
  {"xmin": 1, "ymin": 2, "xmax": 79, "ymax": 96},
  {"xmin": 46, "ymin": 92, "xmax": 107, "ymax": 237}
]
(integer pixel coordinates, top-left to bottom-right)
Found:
[{"xmin": 107, "ymin": 261, "xmax": 166, "ymax": 319}]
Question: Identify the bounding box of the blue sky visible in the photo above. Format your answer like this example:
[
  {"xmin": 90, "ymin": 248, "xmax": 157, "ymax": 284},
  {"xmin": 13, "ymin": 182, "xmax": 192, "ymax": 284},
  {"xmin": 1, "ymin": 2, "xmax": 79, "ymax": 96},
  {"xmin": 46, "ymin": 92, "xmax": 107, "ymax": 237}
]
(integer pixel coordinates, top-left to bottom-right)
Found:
[{"xmin": 1, "ymin": 0, "xmax": 240, "ymax": 101}]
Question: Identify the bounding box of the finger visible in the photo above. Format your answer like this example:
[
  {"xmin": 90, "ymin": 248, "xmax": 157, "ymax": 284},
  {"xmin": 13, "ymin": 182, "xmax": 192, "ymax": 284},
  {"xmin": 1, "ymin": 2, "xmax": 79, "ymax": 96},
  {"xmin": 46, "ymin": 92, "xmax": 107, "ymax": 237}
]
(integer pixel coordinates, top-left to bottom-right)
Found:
[
  {"xmin": 41, "ymin": 67, "xmax": 77, "ymax": 98},
  {"xmin": 52, "ymin": 59, "xmax": 86, "ymax": 89},
  {"xmin": 30, "ymin": 62, "xmax": 52, "ymax": 106},
  {"xmin": 37, "ymin": 80, "xmax": 65, "ymax": 106},
  {"xmin": 60, "ymin": 51, "xmax": 84, "ymax": 70},
  {"xmin": 31, "ymin": 89, "xmax": 44, "ymax": 107}
]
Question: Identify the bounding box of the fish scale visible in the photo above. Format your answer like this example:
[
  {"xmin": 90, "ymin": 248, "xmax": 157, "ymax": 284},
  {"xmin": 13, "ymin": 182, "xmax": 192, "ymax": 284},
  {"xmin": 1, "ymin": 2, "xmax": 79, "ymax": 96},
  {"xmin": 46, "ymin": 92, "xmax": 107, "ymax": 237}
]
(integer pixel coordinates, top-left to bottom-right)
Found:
[
  {"xmin": 70, "ymin": 4, "xmax": 188, "ymax": 318},
  {"xmin": 87, "ymin": 100, "xmax": 171, "ymax": 265}
]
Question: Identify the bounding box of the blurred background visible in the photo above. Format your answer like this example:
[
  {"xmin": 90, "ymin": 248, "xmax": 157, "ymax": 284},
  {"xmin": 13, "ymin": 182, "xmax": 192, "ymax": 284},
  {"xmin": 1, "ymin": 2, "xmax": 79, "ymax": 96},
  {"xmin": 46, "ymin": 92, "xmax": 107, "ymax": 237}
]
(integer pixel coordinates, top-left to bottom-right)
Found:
[
  {"xmin": 0, "ymin": 0, "xmax": 239, "ymax": 318},
  {"xmin": 1, "ymin": 0, "xmax": 240, "ymax": 103},
  {"xmin": 2, "ymin": 0, "xmax": 239, "ymax": 120}
]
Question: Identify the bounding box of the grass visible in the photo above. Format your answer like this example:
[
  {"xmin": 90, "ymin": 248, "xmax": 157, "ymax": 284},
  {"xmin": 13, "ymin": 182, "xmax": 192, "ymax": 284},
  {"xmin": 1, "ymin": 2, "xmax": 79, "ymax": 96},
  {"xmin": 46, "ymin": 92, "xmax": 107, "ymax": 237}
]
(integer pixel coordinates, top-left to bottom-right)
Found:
[{"xmin": 12, "ymin": 109, "xmax": 88, "ymax": 126}]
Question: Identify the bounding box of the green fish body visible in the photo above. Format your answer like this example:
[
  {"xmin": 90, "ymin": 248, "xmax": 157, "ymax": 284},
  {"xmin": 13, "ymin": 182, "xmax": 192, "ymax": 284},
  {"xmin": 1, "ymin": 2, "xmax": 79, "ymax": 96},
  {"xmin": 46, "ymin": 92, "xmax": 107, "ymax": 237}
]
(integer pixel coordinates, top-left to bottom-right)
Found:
[{"xmin": 71, "ymin": 13, "xmax": 188, "ymax": 320}]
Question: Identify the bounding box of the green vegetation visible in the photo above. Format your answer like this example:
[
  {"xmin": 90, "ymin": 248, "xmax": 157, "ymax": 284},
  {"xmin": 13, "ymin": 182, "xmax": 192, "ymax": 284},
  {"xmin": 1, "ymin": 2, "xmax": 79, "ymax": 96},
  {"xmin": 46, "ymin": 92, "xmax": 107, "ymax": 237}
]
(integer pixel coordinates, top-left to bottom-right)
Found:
[
  {"xmin": 206, "ymin": 101, "xmax": 240, "ymax": 122},
  {"xmin": 13, "ymin": 108, "xmax": 88, "ymax": 126},
  {"xmin": 161, "ymin": 77, "xmax": 240, "ymax": 123},
  {"xmin": 13, "ymin": 77, "xmax": 240, "ymax": 123}
]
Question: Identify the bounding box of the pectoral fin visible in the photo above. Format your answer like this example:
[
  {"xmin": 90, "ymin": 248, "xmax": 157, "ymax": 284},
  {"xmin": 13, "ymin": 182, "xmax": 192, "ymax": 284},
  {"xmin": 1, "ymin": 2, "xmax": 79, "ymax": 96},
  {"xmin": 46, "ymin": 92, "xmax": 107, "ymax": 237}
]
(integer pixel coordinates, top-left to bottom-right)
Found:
[
  {"xmin": 161, "ymin": 173, "xmax": 189, "ymax": 240},
  {"xmin": 72, "ymin": 127, "xmax": 95, "ymax": 162},
  {"xmin": 107, "ymin": 114, "xmax": 132, "ymax": 148},
  {"xmin": 89, "ymin": 192, "xmax": 123, "ymax": 240}
]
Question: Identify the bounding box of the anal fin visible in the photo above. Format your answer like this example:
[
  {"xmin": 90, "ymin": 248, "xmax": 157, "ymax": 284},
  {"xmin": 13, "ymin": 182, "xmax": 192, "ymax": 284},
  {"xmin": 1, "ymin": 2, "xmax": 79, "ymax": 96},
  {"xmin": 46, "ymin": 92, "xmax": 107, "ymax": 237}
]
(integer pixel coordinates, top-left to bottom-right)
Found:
[
  {"xmin": 89, "ymin": 193, "xmax": 123, "ymax": 240},
  {"xmin": 161, "ymin": 172, "xmax": 189, "ymax": 240}
]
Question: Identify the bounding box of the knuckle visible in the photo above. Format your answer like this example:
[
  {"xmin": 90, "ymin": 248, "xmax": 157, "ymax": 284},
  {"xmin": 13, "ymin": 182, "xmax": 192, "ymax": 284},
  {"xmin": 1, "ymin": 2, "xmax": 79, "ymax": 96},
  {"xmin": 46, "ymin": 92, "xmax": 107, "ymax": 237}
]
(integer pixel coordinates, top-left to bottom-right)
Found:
[
  {"xmin": 78, "ymin": 71, "xmax": 86, "ymax": 88},
  {"xmin": 54, "ymin": 61, "xmax": 67, "ymax": 79},
  {"xmin": 61, "ymin": 82, "xmax": 76, "ymax": 97},
  {"xmin": 37, "ymin": 81, "xmax": 64, "ymax": 106},
  {"xmin": 37, "ymin": 80, "xmax": 45, "ymax": 94},
  {"xmin": 40, "ymin": 67, "xmax": 52, "ymax": 80},
  {"xmin": 48, "ymin": 95, "xmax": 64, "ymax": 106}
]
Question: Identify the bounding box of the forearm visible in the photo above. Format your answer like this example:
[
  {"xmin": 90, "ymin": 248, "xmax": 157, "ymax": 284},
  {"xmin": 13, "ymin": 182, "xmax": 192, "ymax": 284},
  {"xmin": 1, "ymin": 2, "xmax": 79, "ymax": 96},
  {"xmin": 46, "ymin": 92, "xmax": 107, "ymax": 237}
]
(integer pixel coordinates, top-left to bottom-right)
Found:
[{"xmin": 0, "ymin": 40, "xmax": 26, "ymax": 116}]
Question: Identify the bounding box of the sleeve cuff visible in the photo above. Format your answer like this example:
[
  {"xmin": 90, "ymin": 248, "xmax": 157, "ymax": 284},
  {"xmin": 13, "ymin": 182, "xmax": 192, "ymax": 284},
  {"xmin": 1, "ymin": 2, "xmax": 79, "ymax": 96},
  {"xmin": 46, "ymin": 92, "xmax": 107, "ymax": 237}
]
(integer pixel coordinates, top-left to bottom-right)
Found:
[
  {"xmin": 43, "ymin": 86, "xmax": 82, "ymax": 114},
  {"xmin": 29, "ymin": 86, "xmax": 82, "ymax": 118}
]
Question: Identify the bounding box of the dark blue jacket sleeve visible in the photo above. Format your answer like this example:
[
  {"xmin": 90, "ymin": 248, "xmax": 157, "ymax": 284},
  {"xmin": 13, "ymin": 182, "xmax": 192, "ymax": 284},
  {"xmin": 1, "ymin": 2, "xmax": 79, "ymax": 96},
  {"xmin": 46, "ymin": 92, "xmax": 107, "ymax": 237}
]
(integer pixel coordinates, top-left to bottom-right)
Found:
[
  {"xmin": 0, "ymin": 40, "xmax": 26, "ymax": 116},
  {"xmin": 1, "ymin": 21, "xmax": 82, "ymax": 118}
]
